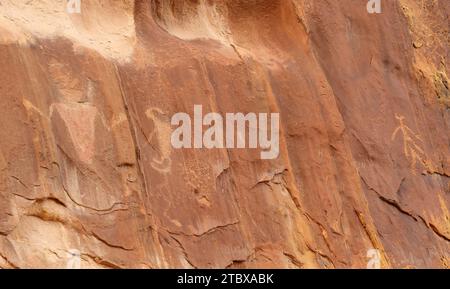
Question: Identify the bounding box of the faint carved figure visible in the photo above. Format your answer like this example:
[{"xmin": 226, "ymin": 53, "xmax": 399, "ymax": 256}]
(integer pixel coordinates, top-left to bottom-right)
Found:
[
  {"xmin": 391, "ymin": 114, "xmax": 427, "ymax": 170},
  {"xmin": 145, "ymin": 108, "xmax": 172, "ymax": 173}
]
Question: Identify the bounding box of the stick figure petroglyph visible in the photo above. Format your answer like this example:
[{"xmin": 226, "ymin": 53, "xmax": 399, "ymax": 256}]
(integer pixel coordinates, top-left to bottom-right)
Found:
[{"xmin": 391, "ymin": 114, "xmax": 428, "ymax": 170}]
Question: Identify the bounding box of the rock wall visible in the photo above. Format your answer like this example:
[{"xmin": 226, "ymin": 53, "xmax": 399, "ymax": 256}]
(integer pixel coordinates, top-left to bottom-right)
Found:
[{"xmin": 0, "ymin": 0, "xmax": 448, "ymax": 268}]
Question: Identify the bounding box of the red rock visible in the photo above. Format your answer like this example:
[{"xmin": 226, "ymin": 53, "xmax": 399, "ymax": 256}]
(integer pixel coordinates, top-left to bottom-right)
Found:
[{"xmin": 0, "ymin": 0, "xmax": 448, "ymax": 268}]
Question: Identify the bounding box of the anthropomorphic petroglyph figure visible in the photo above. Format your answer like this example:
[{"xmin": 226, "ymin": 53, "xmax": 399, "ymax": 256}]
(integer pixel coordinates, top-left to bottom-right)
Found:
[
  {"xmin": 391, "ymin": 114, "xmax": 428, "ymax": 170},
  {"xmin": 145, "ymin": 107, "xmax": 172, "ymax": 173}
]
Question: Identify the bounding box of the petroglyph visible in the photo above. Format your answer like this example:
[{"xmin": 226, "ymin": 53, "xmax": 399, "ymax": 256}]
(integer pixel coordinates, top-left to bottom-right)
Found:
[
  {"xmin": 111, "ymin": 113, "xmax": 128, "ymax": 130},
  {"xmin": 391, "ymin": 114, "xmax": 428, "ymax": 170},
  {"xmin": 145, "ymin": 108, "xmax": 172, "ymax": 173}
]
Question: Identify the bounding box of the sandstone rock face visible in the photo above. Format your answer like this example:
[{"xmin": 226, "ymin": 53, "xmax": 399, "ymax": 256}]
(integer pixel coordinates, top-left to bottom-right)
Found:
[{"xmin": 0, "ymin": 0, "xmax": 448, "ymax": 269}]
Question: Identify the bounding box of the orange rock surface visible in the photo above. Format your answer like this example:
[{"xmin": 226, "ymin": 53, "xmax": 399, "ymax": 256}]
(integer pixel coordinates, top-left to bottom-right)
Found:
[{"xmin": 0, "ymin": 0, "xmax": 448, "ymax": 268}]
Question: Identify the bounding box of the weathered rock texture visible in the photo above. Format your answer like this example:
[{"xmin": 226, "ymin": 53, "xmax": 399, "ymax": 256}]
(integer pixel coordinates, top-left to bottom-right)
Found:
[{"xmin": 0, "ymin": 0, "xmax": 448, "ymax": 268}]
